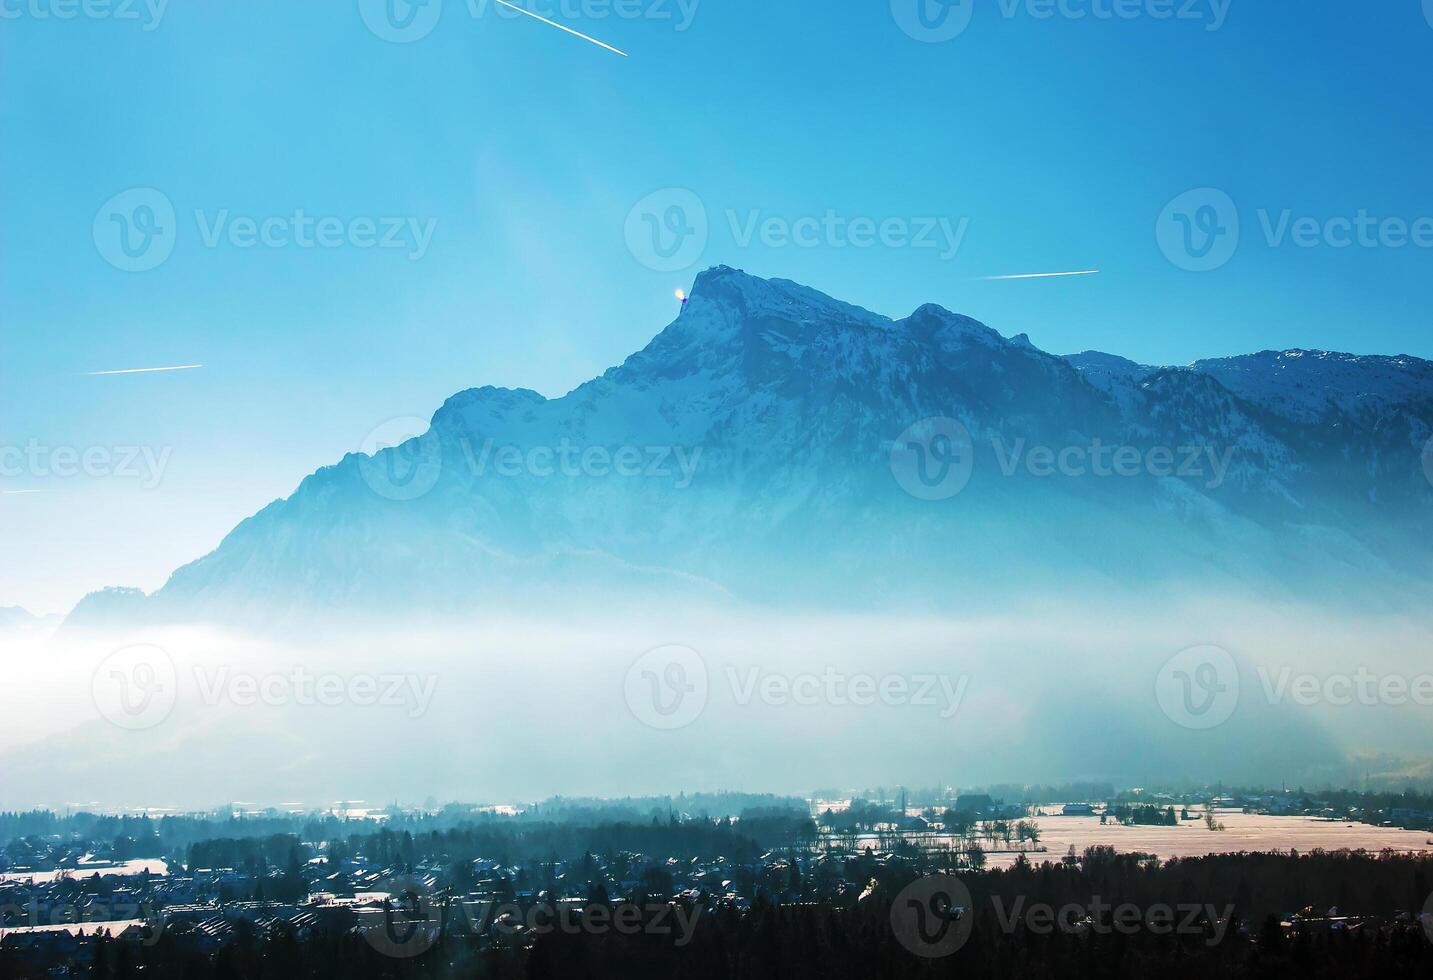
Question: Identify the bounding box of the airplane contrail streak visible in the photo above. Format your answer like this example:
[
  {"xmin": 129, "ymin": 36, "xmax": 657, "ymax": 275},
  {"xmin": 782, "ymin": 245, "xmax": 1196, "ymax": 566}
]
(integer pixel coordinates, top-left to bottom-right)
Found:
[
  {"xmin": 978, "ymin": 270, "xmax": 1101, "ymax": 281},
  {"xmin": 83, "ymin": 364, "xmax": 203, "ymax": 376},
  {"xmin": 492, "ymin": 0, "xmax": 628, "ymax": 57}
]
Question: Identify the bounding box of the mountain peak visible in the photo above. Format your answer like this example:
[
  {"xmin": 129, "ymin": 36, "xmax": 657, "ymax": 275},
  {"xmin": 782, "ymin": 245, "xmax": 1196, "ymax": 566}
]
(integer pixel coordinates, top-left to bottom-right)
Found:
[
  {"xmin": 900, "ymin": 303, "xmax": 1006, "ymax": 349},
  {"xmin": 683, "ymin": 266, "xmax": 891, "ymax": 330},
  {"xmin": 436, "ymin": 385, "xmax": 548, "ymax": 432},
  {"xmin": 1064, "ymin": 350, "xmax": 1155, "ymax": 373}
]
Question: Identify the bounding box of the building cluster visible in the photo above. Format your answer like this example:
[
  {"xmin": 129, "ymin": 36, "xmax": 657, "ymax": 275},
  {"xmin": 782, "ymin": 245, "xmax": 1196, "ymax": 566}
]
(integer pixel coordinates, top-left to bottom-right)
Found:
[{"xmin": 1, "ymin": 839, "xmax": 925, "ymax": 975}]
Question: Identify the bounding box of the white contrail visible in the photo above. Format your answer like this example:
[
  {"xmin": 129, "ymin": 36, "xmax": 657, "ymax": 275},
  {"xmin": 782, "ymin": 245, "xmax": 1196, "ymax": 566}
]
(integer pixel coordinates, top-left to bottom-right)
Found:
[
  {"xmin": 2, "ymin": 489, "xmax": 48, "ymax": 495},
  {"xmin": 83, "ymin": 364, "xmax": 203, "ymax": 376},
  {"xmin": 978, "ymin": 269, "xmax": 1101, "ymax": 281},
  {"xmin": 492, "ymin": 0, "xmax": 628, "ymax": 56}
]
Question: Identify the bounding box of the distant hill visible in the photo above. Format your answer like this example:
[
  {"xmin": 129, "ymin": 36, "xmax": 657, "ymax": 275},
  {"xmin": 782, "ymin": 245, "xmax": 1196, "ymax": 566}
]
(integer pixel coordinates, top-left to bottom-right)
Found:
[
  {"xmin": 0, "ymin": 605, "xmax": 59, "ymax": 634},
  {"xmin": 0, "ymin": 606, "xmax": 37, "ymax": 630}
]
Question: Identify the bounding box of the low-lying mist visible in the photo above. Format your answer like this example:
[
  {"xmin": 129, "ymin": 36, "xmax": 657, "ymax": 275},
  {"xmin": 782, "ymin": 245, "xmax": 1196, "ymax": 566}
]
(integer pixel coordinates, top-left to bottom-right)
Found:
[{"xmin": 2, "ymin": 592, "xmax": 1430, "ymax": 810}]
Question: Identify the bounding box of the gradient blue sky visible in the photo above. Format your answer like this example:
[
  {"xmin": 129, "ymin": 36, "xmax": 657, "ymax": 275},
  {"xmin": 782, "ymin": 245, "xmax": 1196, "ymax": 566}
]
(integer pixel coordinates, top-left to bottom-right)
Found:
[{"xmin": 4, "ymin": 1, "xmax": 1433, "ymax": 612}]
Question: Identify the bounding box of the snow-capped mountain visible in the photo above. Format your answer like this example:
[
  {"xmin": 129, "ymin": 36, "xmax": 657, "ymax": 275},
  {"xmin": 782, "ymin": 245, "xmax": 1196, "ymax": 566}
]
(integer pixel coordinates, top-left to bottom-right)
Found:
[
  {"xmin": 68, "ymin": 267, "xmax": 1433, "ymax": 624},
  {"xmin": 1193, "ymin": 349, "xmax": 1433, "ymax": 424}
]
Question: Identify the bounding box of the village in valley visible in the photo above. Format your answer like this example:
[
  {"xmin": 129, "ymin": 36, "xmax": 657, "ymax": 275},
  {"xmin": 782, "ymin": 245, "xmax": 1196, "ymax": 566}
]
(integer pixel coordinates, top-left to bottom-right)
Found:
[{"xmin": 4, "ymin": 785, "xmax": 1433, "ymax": 975}]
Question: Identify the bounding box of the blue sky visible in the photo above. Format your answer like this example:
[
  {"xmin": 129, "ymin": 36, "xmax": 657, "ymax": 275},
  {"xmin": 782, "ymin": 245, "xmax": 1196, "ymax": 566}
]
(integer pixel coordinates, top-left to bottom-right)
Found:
[{"xmin": 3, "ymin": 1, "xmax": 1433, "ymax": 612}]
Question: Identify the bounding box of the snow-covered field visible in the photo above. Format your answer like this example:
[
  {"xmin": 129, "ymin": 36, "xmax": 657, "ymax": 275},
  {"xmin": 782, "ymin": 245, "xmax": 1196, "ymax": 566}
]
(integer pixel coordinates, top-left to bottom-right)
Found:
[{"xmin": 983, "ymin": 810, "xmax": 1433, "ymax": 868}]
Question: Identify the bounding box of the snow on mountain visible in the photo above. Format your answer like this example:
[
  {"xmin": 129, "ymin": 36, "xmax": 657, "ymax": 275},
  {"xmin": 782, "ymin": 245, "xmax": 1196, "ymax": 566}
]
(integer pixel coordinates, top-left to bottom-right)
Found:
[
  {"xmin": 1062, "ymin": 350, "xmax": 1163, "ymax": 415},
  {"xmin": 1063, "ymin": 350, "xmax": 1159, "ymax": 390},
  {"xmin": 1193, "ymin": 349, "xmax": 1433, "ymax": 424},
  {"xmin": 60, "ymin": 267, "xmax": 1433, "ymax": 625}
]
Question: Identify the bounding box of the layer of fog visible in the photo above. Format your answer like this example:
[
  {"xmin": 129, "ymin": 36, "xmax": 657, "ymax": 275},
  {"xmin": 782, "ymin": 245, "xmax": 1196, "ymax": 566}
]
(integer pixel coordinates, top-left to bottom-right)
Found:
[{"xmin": 1, "ymin": 594, "xmax": 1430, "ymax": 811}]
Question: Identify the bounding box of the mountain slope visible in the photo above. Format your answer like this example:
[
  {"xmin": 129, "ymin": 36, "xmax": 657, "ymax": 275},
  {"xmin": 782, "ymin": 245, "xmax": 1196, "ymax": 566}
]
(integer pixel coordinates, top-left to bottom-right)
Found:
[
  {"xmin": 1193, "ymin": 349, "xmax": 1433, "ymax": 424},
  {"xmin": 68, "ymin": 267, "xmax": 1433, "ymax": 624}
]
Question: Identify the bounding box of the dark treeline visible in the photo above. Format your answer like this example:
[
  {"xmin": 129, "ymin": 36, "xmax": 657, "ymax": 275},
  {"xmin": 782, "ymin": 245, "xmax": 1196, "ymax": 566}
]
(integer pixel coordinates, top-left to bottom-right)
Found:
[
  {"xmin": 71, "ymin": 910, "xmax": 1433, "ymax": 980},
  {"xmin": 979, "ymin": 847, "xmax": 1433, "ymax": 924},
  {"xmin": 838, "ymin": 783, "xmax": 1120, "ymax": 808},
  {"xmin": 82, "ymin": 919, "xmax": 528, "ymax": 980},
  {"xmin": 845, "ymin": 783, "xmax": 1433, "ymax": 811},
  {"xmin": 1213, "ymin": 786, "xmax": 1433, "ymax": 811},
  {"xmin": 1106, "ymin": 804, "xmax": 1180, "ymax": 826},
  {"xmin": 332, "ymin": 812, "xmax": 814, "ymax": 872},
  {"xmin": 529, "ymin": 847, "xmax": 1433, "ymax": 979},
  {"xmin": 0, "ymin": 794, "xmax": 810, "ymax": 861},
  {"xmin": 1099, "ymin": 785, "xmax": 1433, "ymax": 811},
  {"xmin": 186, "ymin": 834, "xmax": 303, "ymax": 871},
  {"xmin": 1, "ymin": 811, "xmax": 365, "ymax": 862},
  {"xmin": 9, "ymin": 813, "xmax": 811, "ymax": 882},
  {"xmin": 527, "ymin": 904, "xmax": 1432, "ymax": 979},
  {"xmin": 971, "ymin": 783, "xmax": 1119, "ymax": 807},
  {"xmin": 44, "ymin": 848, "xmax": 1433, "ymax": 979},
  {"xmin": 524, "ymin": 793, "xmax": 807, "ymax": 823}
]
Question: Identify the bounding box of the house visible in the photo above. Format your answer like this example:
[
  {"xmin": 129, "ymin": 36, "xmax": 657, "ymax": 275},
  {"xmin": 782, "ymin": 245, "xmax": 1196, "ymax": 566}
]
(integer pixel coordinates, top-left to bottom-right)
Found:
[{"xmin": 952, "ymin": 795, "xmax": 995, "ymax": 816}]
